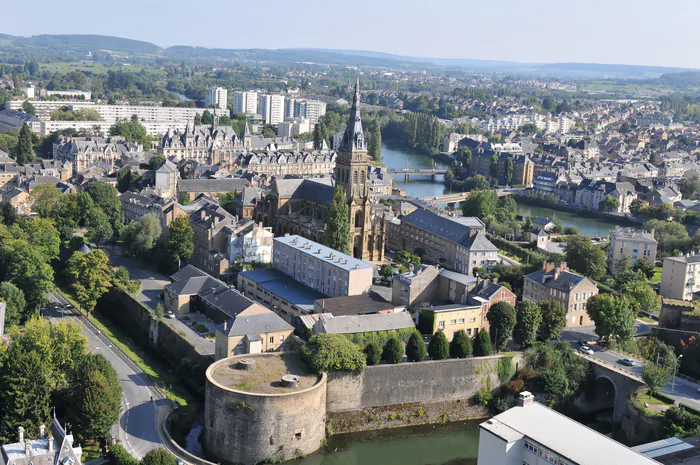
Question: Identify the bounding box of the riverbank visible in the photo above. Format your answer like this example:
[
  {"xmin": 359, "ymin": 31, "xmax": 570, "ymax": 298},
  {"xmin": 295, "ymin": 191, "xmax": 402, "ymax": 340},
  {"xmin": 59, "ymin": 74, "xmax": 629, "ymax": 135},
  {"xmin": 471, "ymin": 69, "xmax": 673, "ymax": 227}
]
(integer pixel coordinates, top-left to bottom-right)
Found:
[{"xmin": 513, "ymin": 194, "xmax": 639, "ymax": 226}]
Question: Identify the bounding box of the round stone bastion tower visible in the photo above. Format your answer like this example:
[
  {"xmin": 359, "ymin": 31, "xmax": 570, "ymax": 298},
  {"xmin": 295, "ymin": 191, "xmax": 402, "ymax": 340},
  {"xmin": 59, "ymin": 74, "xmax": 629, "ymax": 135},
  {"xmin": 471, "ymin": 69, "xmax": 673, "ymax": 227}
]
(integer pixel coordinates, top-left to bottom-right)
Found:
[{"xmin": 204, "ymin": 352, "xmax": 327, "ymax": 465}]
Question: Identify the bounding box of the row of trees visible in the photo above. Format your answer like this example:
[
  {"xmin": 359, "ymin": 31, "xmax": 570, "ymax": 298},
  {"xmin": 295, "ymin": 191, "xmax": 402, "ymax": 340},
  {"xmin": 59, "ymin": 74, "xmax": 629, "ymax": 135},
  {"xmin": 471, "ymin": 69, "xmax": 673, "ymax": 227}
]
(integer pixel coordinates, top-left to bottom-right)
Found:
[
  {"xmin": 0, "ymin": 318, "xmax": 121, "ymax": 444},
  {"xmin": 487, "ymin": 300, "xmax": 568, "ymax": 350}
]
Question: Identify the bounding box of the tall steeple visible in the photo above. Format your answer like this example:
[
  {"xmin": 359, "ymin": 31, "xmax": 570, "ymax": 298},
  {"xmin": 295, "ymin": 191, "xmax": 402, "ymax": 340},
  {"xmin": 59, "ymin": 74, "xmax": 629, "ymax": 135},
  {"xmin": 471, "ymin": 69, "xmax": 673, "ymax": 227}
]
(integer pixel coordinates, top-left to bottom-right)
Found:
[{"xmin": 340, "ymin": 76, "xmax": 366, "ymax": 153}]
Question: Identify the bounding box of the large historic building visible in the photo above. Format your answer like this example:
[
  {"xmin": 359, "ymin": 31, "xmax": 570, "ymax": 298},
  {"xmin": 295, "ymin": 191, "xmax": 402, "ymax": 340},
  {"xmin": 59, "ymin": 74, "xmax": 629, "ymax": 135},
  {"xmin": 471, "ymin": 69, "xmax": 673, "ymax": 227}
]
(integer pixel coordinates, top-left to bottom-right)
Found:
[
  {"xmin": 254, "ymin": 78, "xmax": 386, "ymax": 261},
  {"xmin": 52, "ymin": 136, "xmax": 142, "ymax": 172}
]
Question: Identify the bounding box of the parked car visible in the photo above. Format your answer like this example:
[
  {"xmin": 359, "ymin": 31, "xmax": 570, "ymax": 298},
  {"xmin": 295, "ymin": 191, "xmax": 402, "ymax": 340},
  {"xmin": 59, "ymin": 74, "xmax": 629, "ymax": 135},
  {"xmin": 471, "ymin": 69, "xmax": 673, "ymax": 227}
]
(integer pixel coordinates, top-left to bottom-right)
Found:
[
  {"xmin": 165, "ymin": 311, "xmax": 176, "ymax": 319},
  {"xmin": 579, "ymin": 346, "xmax": 594, "ymax": 356},
  {"xmin": 619, "ymin": 358, "xmax": 637, "ymax": 367}
]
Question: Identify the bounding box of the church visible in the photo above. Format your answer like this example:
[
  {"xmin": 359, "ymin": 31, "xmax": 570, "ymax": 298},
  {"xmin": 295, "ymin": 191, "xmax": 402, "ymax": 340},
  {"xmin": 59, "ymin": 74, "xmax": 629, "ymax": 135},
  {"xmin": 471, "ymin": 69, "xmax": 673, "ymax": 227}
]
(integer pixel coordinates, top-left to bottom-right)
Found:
[{"xmin": 255, "ymin": 78, "xmax": 388, "ymax": 262}]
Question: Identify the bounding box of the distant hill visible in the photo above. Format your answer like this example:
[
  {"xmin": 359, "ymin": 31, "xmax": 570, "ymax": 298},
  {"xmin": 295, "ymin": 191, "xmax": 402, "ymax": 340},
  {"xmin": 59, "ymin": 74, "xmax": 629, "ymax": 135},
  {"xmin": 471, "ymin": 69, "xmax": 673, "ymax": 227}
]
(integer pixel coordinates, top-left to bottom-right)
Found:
[
  {"xmin": 0, "ymin": 33, "xmax": 163, "ymax": 55},
  {"xmin": 0, "ymin": 33, "xmax": 696, "ymax": 79}
]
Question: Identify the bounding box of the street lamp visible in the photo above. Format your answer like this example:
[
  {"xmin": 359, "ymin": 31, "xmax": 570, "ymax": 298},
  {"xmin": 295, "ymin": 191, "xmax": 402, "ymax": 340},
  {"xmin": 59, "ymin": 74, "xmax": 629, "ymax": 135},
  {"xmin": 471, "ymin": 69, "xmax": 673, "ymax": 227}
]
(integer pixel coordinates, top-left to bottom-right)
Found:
[{"xmin": 672, "ymin": 354, "xmax": 683, "ymax": 393}]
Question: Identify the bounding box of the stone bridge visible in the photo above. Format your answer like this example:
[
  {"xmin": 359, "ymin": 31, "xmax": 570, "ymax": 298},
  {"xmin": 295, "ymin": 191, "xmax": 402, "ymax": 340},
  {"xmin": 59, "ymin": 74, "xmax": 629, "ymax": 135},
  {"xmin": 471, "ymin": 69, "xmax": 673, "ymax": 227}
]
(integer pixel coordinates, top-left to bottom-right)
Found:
[{"xmin": 578, "ymin": 353, "xmax": 645, "ymax": 422}]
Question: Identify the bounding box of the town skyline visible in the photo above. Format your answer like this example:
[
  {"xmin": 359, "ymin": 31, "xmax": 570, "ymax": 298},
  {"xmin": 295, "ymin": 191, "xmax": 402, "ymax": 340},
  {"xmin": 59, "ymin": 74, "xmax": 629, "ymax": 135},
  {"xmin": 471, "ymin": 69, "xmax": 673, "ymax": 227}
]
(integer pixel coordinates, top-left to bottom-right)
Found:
[{"xmin": 3, "ymin": 0, "xmax": 700, "ymax": 69}]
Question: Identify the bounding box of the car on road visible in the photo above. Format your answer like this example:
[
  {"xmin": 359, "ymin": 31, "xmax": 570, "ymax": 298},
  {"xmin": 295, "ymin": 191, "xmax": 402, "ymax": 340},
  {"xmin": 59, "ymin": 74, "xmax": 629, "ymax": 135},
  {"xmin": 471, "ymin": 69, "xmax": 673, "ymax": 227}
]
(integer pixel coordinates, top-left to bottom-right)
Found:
[
  {"xmin": 619, "ymin": 358, "xmax": 637, "ymax": 367},
  {"xmin": 165, "ymin": 310, "xmax": 176, "ymax": 319},
  {"xmin": 579, "ymin": 346, "xmax": 594, "ymax": 356}
]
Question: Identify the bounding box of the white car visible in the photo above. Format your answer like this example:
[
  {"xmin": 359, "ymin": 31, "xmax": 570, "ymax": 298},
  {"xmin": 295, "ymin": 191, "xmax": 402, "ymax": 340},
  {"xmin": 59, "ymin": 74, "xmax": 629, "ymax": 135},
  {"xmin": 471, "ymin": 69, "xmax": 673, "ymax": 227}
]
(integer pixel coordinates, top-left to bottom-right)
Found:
[
  {"xmin": 165, "ymin": 311, "xmax": 176, "ymax": 319},
  {"xmin": 579, "ymin": 346, "xmax": 594, "ymax": 356}
]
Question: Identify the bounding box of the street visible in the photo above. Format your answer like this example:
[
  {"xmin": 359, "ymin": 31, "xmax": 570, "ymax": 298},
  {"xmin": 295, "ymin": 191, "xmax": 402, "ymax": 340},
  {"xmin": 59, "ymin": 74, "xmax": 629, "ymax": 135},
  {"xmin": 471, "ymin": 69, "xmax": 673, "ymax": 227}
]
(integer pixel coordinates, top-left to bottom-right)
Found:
[{"xmin": 45, "ymin": 291, "xmax": 166, "ymax": 460}]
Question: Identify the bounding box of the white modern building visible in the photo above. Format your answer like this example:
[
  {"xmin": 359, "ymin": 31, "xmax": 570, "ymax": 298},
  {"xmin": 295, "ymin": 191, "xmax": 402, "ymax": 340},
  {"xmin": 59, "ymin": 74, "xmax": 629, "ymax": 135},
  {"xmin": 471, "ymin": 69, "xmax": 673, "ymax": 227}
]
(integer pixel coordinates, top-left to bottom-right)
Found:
[
  {"xmin": 477, "ymin": 392, "xmax": 657, "ymax": 465},
  {"xmin": 277, "ymin": 118, "xmax": 311, "ymax": 137},
  {"xmin": 45, "ymin": 89, "xmax": 92, "ymax": 100},
  {"xmin": 258, "ymin": 94, "xmax": 285, "ymax": 125},
  {"xmin": 205, "ymin": 87, "xmax": 228, "ymax": 111},
  {"xmin": 294, "ymin": 99, "xmax": 327, "ymax": 124},
  {"xmin": 233, "ymin": 91, "xmax": 258, "ymax": 115}
]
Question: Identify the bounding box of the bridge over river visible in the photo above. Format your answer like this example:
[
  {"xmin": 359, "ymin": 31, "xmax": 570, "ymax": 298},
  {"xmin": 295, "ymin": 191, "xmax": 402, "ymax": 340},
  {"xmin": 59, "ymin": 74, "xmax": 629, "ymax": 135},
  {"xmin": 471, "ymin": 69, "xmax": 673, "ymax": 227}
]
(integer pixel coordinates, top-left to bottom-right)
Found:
[{"xmin": 419, "ymin": 188, "xmax": 524, "ymax": 205}]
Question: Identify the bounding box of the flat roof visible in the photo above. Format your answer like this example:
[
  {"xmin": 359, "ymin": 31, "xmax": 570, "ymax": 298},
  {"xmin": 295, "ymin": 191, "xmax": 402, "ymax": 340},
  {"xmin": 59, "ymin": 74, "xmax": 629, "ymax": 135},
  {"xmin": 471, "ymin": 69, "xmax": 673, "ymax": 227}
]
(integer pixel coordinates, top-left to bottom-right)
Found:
[
  {"xmin": 482, "ymin": 402, "xmax": 658, "ymax": 465},
  {"xmin": 241, "ymin": 268, "xmax": 324, "ymax": 311},
  {"xmin": 275, "ymin": 235, "xmax": 373, "ymax": 271},
  {"xmin": 631, "ymin": 437, "xmax": 694, "ymax": 459}
]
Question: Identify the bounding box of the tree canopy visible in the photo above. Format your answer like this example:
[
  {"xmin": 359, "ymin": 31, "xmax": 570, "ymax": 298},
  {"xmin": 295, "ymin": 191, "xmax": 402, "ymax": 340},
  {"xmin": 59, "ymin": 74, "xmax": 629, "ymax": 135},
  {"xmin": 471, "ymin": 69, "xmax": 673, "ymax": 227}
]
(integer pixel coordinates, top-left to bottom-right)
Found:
[
  {"xmin": 586, "ymin": 293, "xmax": 637, "ymax": 342},
  {"xmin": 487, "ymin": 301, "xmax": 517, "ymax": 351},
  {"xmin": 65, "ymin": 249, "xmax": 113, "ymax": 315},
  {"xmin": 301, "ymin": 334, "xmax": 366, "ymax": 373},
  {"xmin": 324, "ymin": 186, "xmax": 351, "ymax": 254}
]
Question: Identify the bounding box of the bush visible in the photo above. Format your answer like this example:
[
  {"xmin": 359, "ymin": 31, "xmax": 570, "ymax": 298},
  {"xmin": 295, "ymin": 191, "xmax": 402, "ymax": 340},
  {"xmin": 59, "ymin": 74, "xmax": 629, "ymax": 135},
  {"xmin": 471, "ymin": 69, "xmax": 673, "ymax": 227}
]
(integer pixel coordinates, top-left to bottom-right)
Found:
[
  {"xmin": 405, "ymin": 331, "xmax": 427, "ymax": 362},
  {"xmin": 449, "ymin": 330, "xmax": 472, "ymax": 358},
  {"xmin": 382, "ymin": 335, "xmax": 404, "ymax": 364},
  {"xmin": 428, "ymin": 331, "xmax": 449, "ymax": 360},
  {"xmin": 498, "ymin": 356, "xmax": 516, "ymax": 385},
  {"xmin": 418, "ymin": 310, "xmax": 435, "ymax": 335},
  {"xmin": 493, "ymin": 394, "xmax": 510, "ymax": 413},
  {"xmin": 301, "ymin": 334, "xmax": 366, "ymax": 374},
  {"xmin": 504, "ymin": 379, "xmax": 524, "ymax": 395},
  {"xmin": 140, "ymin": 449, "xmax": 176, "ymax": 465},
  {"xmin": 365, "ymin": 341, "xmax": 381, "ymax": 366},
  {"xmin": 473, "ymin": 330, "xmax": 492, "ymax": 356},
  {"xmin": 108, "ymin": 445, "xmax": 138, "ymax": 465}
]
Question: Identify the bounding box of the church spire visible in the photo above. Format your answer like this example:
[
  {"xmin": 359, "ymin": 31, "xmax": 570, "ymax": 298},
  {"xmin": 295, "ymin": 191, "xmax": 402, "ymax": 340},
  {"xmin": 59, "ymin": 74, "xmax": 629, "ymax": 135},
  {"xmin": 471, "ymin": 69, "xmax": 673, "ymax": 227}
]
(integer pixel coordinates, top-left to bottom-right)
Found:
[{"xmin": 340, "ymin": 76, "xmax": 365, "ymax": 152}]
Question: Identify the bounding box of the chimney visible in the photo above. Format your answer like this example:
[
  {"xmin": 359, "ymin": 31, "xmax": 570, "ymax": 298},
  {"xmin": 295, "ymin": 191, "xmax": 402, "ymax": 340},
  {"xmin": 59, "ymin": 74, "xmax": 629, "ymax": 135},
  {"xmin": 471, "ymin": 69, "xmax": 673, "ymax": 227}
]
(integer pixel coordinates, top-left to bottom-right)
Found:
[
  {"xmin": 39, "ymin": 423, "xmax": 45, "ymax": 439},
  {"xmin": 25, "ymin": 440, "xmax": 31, "ymax": 457},
  {"xmin": 48, "ymin": 433, "xmax": 54, "ymax": 453},
  {"xmin": 223, "ymin": 320, "xmax": 228, "ymax": 331},
  {"xmin": 553, "ymin": 267, "xmax": 561, "ymax": 280},
  {"xmin": 491, "ymin": 277, "xmax": 498, "ymax": 284},
  {"xmin": 18, "ymin": 426, "xmax": 24, "ymax": 444},
  {"xmin": 518, "ymin": 391, "xmax": 535, "ymax": 407}
]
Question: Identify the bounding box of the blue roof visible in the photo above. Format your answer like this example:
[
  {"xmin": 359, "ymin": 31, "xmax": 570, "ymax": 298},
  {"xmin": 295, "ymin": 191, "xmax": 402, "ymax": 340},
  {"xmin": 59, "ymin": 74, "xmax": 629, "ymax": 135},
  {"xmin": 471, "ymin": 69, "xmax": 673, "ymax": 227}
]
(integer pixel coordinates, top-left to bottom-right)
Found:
[{"xmin": 241, "ymin": 268, "xmax": 325, "ymax": 311}]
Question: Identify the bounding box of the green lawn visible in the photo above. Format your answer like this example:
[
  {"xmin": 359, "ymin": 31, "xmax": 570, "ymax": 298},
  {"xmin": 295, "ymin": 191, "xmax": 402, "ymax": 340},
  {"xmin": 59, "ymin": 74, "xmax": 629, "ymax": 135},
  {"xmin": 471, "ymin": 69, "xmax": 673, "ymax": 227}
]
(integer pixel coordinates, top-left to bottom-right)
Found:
[
  {"xmin": 637, "ymin": 393, "xmax": 672, "ymax": 406},
  {"xmin": 650, "ymin": 267, "xmax": 663, "ymax": 284}
]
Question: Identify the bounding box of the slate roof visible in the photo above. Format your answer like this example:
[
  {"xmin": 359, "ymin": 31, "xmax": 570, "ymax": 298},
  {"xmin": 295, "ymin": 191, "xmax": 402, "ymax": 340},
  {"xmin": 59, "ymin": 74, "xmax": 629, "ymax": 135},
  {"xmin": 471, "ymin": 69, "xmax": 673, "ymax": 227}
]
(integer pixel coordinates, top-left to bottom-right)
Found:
[
  {"xmin": 271, "ymin": 178, "xmax": 334, "ymax": 205},
  {"xmin": 439, "ymin": 269, "xmax": 477, "ymax": 287},
  {"xmin": 314, "ymin": 292, "xmax": 393, "ymax": 316},
  {"xmin": 178, "ymin": 178, "xmax": 250, "ymax": 193},
  {"xmin": 165, "ymin": 276, "xmax": 220, "ymax": 296},
  {"xmin": 198, "ymin": 285, "xmax": 259, "ymax": 317},
  {"xmin": 313, "ymin": 312, "xmax": 415, "ymax": 335},
  {"xmin": 524, "ymin": 269, "xmax": 588, "ymax": 292},
  {"xmin": 400, "ymin": 208, "xmax": 486, "ymax": 247},
  {"xmin": 219, "ymin": 311, "xmax": 293, "ymax": 337},
  {"xmin": 171, "ymin": 264, "xmax": 208, "ymax": 282}
]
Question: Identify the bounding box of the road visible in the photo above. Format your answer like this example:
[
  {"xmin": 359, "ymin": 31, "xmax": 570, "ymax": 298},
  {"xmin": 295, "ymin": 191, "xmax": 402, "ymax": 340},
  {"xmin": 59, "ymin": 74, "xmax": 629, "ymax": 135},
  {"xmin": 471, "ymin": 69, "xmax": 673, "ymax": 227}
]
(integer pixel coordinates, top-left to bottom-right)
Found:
[
  {"xmin": 562, "ymin": 322, "xmax": 700, "ymax": 410},
  {"xmin": 45, "ymin": 291, "xmax": 167, "ymax": 460}
]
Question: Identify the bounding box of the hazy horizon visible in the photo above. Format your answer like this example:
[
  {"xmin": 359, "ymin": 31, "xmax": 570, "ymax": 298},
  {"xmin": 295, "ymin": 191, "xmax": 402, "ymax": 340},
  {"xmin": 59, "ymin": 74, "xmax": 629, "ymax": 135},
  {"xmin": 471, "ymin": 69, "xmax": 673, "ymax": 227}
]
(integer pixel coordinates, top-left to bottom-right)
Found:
[{"xmin": 4, "ymin": 0, "xmax": 699, "ymax": 69}]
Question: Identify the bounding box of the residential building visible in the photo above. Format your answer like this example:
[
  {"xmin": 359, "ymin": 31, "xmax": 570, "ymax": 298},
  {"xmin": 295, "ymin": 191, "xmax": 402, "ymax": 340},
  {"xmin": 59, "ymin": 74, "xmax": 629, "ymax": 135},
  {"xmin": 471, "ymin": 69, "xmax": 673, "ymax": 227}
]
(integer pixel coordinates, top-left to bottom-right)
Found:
[
  {"xmin": 233, "ymin": 91, "xmax": 258, "ymax": 114},
  {"xmin": 227, "ymin": 221, "xmax": 274, "ymax": 265},
  {"xmin": 215, "ymin": 305, "xmax": 294, "ymax": 360},
  {"xmin": 311, "ymin": 312, "xmax": 415, "ymax": 336},
  {"xmin": 523, "ymin": 262, "xmax": 599, "ymax": 327},
  {"xmin": 229, "ymin": 187, "xmax": 263, "ymax": 220},
  {"xmin": 0, "ymin": 150, "xmax": 18, "ymax": 192},
  {"xmin": 277, "ymin": 118, "xmax": 311, "ymax": 137},
  {"xmin": 0, "ymin": 109, "xmax": 42, "ymax": 133},
  {"xmin": 189, "ymin": 204, "xmax": 236, "ymax": 278},
  {"xmin": 154, "ymin": 159, "xmax": 178, "ymax": 198},
  {"xmin": 660, "ymin": 253, "xmax": 700, "ymax": 301},
  {"xmin": 159, "ymin": 122, "xmax": 243, "ymax": 165},
  {"xmin": 419, "ymin": 304, "xmax": 485, "ymax": 340},
  {"xmin": 608, "ymin": 228, "xmax": 658, "ymax": 269},
  {"xmin": 2, "ymin": 188, "xmax": 32, "ymax": 214},
  {"xmin": 53, "ymin": 136, "xmax": 142, "ymax": 172},
  {"xmin": 392, "ymin": 264, "xmax": 442, "ymax": 306},
  {"xmin": 575, "ymin": 180, "xmax": 637, "ymax": 213},
  {"xmin": 235, "ymin": 151, "xmax": 335, "ymax": 178},
  {"xmin": 294, "ymin": 99, "xmax": 327, "ymax": 124},
  {"xmin": 386, "ymin": 208, "xmax": 499, "ymax": 275},
  {"xmin": 258, "ymin": 94, "xmax": 285, "ymax": 125},
  {"xmin": 477, "ymin": 392, "xmax": 657, "ymax": 465},
  {"xmin": 272, "ymin": 235, "xmax": 374, "ymax": 298},
  {"xmin": 119, "ymin": 191, "xmax": 187, "ymax": 235},
  {"xmin": 441, "ymin": 133, "xmax": 468, "ymax": 153},
  {"xmin": 205, "ymin": 87, "xmax": 228, "ymax": 111},
  {"xmin": 313, "ymin": 292, "xmax": 396, "ymax": 316},
  {"xmin": 1, "ymin": 420, "xmax": 83, "ymax": 465}
]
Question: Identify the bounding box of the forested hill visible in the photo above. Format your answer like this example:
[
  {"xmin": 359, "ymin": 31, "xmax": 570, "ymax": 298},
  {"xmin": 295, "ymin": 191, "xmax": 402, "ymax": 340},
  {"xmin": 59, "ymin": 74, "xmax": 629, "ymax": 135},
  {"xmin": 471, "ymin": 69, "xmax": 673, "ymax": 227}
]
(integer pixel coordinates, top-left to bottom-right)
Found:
[{"xmin": 0, "ymin": 34, "xmax": 163, "ymax": 55}]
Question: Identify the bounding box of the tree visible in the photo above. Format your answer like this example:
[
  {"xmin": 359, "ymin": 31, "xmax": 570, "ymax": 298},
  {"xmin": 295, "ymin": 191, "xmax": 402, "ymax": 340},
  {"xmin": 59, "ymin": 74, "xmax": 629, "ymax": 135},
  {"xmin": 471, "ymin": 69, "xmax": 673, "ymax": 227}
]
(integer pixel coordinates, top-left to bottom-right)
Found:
[
  {"xmin": 497, "ymin": 356, "xmax": 516, "ymax": 385},
  {"xmin": 67, "ymin": 353, "xmax": 122, "ymax": 442},
  {"xmin": 538, "ymin": 300, "xmax": 566, "ymax": 341},
  {"xmin": 586, "ymin": 293, "xmax": 637, "ymax": 342},
  {"xmin": 154, "ymin": 302, "xmax": 165, "ymax": 322},
  {"xmin": 513, "ymin": 302, "xmax": 542, "ymax": 348},
  {"xmin": 301, "ymin": 334, "xmax": 366, "ymax": 373},
  {"xmin": 383, "ymin": 335, "xmax": 404, "ymax": 364},
  {"xmin": 634, "ymin": 258, "xmax": 656, "ymax": 280},
  {"xmin": 364, "ymin": 341, "xmax": 381, "ymax": 366},
  {"xmin": 462, "ymin": 189, "xmax": 499, "ymax": 218},
  {"xmin": 449, "ymin": 330, "xmax": 472, "ymax": 358},
  {"xmin": 642, "ymin": 363, "xmax": 671, "ymax": 396},
  {"xmin": 0, "ymin": 282, "xmax": 27, "ymax": 326},
  {"xmin": 30, "ymin": 184, "xmax": 63, "ymax": 218},
  {"xmin": 0, "ymin": 237, "xmax": 54, "ymax": 308},
  {"xmin": 456, "ymin": 146, "xmax": 472, "ymax": 173},
  {"xmin": 22, "ymin": 100, "xmax": 36, "ymax": 116},
  {"xmin": 679, "ymin": 175, "xmax": 700, "ymax": 200},
  {"xmin": 109, "ymin": 119, "xmax": 150, "ymax": 147},
  {"xmin": 140, "ymin": 449, "xmax": 177, "ymax": 465},
  {"xmin": 487, "ymin": 302, "xmax": 517, "ymax": 351},
  {"xmin": 368, "ymin": 125, "xmax": 382, "ymax": 163},
  {"xmin": 108, "ymin": 445, "xmax": 139, "ymax": 465},
  {"xmin": 504, "ymin": 157, "xmax": 514, "ymax": 186},
  {"xmin": 148, "ymin": 155, "xmax": 166, "ymax": 170},
  {"xmin": 623, "ymin": 281, "xmax": 661, "ymax": 314},
  {"xmin": 167, "ymin": 216, "xmax": 194, "ymax": 267},
  {"xmin": 15, "ymin": 123, "xmax": 34, "ymax": 165},
  {"xmin": 564, "ymin": 236, "xmax": 607, "ymax": 280},
  {"xmin": 65, "ymin": 249, "xmax": 113, "ymax": 315},
  {"xmin": 405, "ymin": 331, "xmax": 426, "ymax": 362},
  {"xmin": 87, "ymin": 208, "xmax": 113, "ymax": 247},
  {"xmin": 324, "ymin": 186, "xmax": 351, "ymax": 254},
  {"xmin": 84, "ymin": 182, "xmax": 124, "ymax": 238},
  {"xmin": 428, "ymin": 331, "xmax": 449, "ymax": 360},
  {"xmin": 599, "ymin": 195, "xmax": 620, "ymax": 213},
  {"xmin": 123, "ymin": 214, "xmax": 161, "ymax": 256},
  {"xmin": 201, "ymin": 110, "xmax": 213, "ymax": 125},
  {"xmin": 379, "ymin": 264, "xmax": 394, "ymax": 283},
  {"xmin": 473, "ymin": 329, "xmax": 492, "ymax": 356}
]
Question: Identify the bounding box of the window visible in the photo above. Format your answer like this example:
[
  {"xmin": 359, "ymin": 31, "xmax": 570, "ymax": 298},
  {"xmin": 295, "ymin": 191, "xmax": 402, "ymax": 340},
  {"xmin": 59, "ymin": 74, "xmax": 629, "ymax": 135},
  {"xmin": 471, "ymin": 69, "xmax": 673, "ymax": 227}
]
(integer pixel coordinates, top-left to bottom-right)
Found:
[
  {"xmin": 467, "ymin": 328, "xmax": 472, "ymax": 336},
  {"xmin": 524, "ymin": 441, "xmax": 537, "ymax": 454},
  {"xmin": 438, "ymin": 321, "xmax": 445, "ymax": 329},
  {"xmin": 458, "ymin": 318, "xmax": 465, "ymax": 324},
  {"xmin": 450, "ymin": 319, "xmax": 457, "ymax": 325},
  {"xmin": 269, "ymin": 336, "xmax": 274, "ymax": 344},
  {"xmin": 280, "ymin": 335, "xmax": 285, "ymax": 342}
]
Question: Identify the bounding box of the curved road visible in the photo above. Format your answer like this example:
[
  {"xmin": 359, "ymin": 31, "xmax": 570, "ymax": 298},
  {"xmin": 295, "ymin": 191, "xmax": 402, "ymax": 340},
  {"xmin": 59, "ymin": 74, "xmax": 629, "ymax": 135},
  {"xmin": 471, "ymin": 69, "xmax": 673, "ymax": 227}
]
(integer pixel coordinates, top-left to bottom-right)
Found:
[{"xmin": 45, "ymin": 291, "xmax": 171, "ymax": 460}]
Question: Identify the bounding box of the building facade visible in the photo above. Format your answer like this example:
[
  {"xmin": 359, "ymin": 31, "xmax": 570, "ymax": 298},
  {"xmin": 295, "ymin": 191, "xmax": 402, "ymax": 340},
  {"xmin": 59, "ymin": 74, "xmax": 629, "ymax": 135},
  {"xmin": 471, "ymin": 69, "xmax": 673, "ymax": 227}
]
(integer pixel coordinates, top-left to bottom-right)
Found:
[
  {"xmin": 206, "ymin": 87, "xmax": 228, "ymax": 111},
  {"xmin": 190, "ymin": 204, "xmax": 237, "ymax": 277},
  {"xmin": 660, "ymin": 254, "xmax": 700, "ymax": 301},
  {"xmin": 258, "ymin": 94, "xmax": 285, "ymax": 125},
  {"xmin": 608, "ymin": 229, "xmax": 658, "ymax": 269},
  {"xmin": 232, "ymin": 91, "xmax": 258, "ymax": 114}
]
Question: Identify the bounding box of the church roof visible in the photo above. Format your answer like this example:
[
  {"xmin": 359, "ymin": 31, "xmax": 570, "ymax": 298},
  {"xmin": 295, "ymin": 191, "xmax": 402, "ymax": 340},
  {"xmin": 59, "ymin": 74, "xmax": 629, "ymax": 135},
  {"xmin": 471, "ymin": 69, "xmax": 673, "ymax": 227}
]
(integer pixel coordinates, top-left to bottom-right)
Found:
[{"xmin": 339, "ymin": 76, "xmax": 366, "ymax": 153}]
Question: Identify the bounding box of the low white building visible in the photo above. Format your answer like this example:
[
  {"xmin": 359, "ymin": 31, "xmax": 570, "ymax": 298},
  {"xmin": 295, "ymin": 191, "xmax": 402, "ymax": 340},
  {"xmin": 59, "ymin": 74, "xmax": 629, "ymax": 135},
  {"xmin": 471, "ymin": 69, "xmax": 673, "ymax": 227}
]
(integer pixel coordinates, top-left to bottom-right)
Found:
[
  {"xmin": 228, "ymin": 221, "xmax": 274, "ymax": 264},
  {"xmin": 477, "ymin": 392, "xmax": 657, "ymax": 465}
]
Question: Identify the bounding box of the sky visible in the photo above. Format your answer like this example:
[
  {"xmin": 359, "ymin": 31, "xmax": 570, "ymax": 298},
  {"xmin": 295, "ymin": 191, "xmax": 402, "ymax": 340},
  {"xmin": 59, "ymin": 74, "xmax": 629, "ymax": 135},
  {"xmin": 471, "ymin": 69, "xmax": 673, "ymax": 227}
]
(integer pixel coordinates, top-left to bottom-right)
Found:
[{"xmin": 3, "ymin": 0, "xmax": 700, "ymax": 69}]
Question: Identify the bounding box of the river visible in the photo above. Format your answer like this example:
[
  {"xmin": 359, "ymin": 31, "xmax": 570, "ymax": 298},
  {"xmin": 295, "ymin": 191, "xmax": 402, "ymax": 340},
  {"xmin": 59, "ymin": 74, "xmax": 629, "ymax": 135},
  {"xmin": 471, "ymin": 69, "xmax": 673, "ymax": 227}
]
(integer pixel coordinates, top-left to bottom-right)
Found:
[
  {"xmin": 287, "ymin": 422, "xmax": 480, "ymax": 465},
  {"xmin": 381, "ymin": 143, "xmax": 625, "ymax": 237}
]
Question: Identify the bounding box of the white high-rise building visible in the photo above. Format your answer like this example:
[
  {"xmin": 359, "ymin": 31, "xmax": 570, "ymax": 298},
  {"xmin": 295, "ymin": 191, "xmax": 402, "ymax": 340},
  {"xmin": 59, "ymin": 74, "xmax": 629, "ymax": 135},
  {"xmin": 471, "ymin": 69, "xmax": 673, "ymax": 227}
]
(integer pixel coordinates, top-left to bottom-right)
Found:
[
  {"xmin": 205, "ymin": 87, "xmax": 228, "ymax": 111},
  {"xmin": 284, "ymin": 98, "xmax": 297, "ymax": 119},
  {"xmin": 258, "ymin": 94, "xmax": 285, "ymax": 125},
  {"xmin": 294, "ymin": 99, "xmax": 327, "ymax": 124},
  {"xmin": 233, "ymin": 91, "xmax": 258, "ymax": 115}
]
